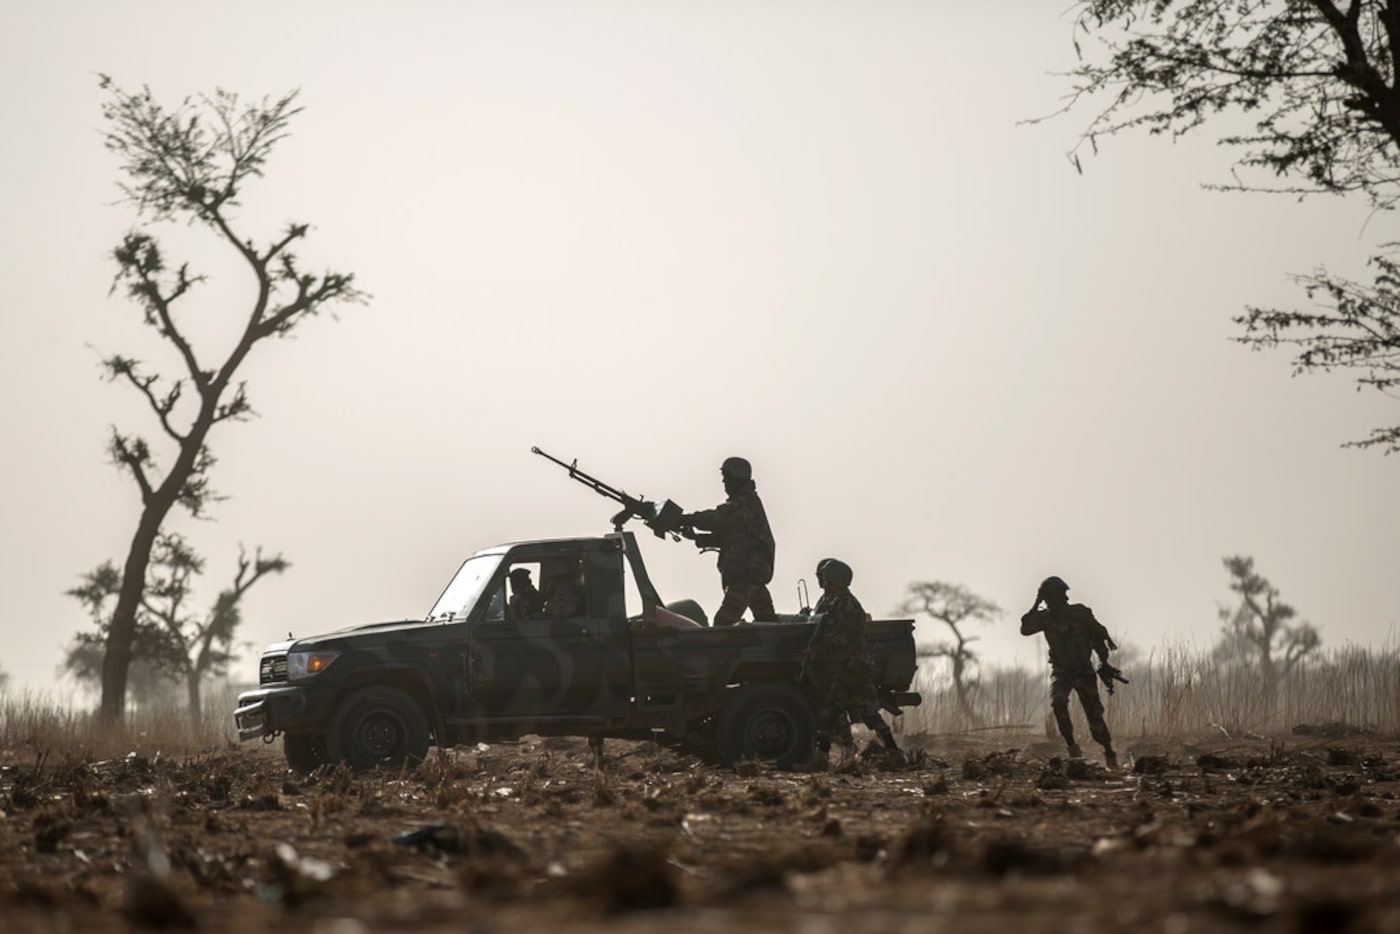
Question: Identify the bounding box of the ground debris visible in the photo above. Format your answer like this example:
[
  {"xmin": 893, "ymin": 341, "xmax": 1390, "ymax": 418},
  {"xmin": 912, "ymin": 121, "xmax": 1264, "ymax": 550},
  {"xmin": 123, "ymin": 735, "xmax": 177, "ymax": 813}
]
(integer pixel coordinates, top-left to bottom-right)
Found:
[{"xmin": 1, "ymin": 732, "xmax": 1396, "ymax": 932}]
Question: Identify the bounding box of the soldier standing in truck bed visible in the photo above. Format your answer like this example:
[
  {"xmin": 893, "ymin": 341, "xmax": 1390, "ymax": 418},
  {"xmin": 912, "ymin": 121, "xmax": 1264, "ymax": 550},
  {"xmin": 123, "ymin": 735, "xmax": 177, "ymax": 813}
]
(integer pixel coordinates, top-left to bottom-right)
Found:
[
  {"xmin": 1020, "ymin": 575, "xmax": 1119, "ymax": 768},
  {"xmin": 680, "ymin": 456, "xmax": 777, "ymax": 627},
  {"xmin": 805, "ymin": 558, "xmax": 901, "ymax": 767}
]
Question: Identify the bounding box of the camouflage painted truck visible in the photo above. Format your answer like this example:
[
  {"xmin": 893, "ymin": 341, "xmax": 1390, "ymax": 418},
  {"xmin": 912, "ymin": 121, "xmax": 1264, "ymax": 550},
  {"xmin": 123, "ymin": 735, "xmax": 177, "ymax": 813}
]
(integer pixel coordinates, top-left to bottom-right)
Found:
[{"xmin": 234, "ymin": 531, "xmax": 920, "ymax": 773}]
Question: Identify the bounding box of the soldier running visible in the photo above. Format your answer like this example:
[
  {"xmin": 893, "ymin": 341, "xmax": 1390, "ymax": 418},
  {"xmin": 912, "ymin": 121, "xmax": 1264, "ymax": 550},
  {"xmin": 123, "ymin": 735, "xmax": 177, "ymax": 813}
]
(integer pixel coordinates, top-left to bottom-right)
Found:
[
  {"xmin": 804, "ymin": 558, "xmax": 901, "ymax": 767},
  {"xmin": 680, "ymin": 456, "xmax": 777, "ymax": 627},
  {"xmin": 1020, "ymin": 575, "xmax": 1120, "ymax": 768}
]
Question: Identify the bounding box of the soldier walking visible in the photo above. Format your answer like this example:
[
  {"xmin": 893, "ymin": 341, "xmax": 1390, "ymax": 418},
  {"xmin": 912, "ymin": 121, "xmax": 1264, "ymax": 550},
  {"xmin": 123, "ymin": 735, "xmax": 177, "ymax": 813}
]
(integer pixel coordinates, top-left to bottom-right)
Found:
[
  {"xmin": 1020, "ymin": 575, "xmax": 1120, "ymax": 768},
  {"xmin": 804, "ymin": 558, "xmax": 901, "ymax": 767},
  {"xmin": 681, "ymin": 457, "xmax": 777, "ymax": 627}
]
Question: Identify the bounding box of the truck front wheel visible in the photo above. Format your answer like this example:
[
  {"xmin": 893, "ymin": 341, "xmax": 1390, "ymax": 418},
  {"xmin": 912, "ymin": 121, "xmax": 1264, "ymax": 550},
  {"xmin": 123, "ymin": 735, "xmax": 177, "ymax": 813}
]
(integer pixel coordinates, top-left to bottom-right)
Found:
[
  {"xmin": 326, "ymin": 686, "xmax": 431, "ymax": 772},
  {"xmin": 717, "ymin": 683, "xmax": 815, "ymax": 770},
  {"xmin": 283, "ymin": 732, "xmax": 330, "ymax": 774}
]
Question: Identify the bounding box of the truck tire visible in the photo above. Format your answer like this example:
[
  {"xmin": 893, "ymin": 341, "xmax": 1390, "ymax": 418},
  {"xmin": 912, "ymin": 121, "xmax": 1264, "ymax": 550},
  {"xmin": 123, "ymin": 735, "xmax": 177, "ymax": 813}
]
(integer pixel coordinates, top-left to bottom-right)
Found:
[
  {"xmin": 717, "ymin": 683, "xmax": 815, "ymax": 770},
  {"xmin": 283, "ymin": 732, "xmax": 330, "ymax": 774},
  {"xmin": 326, "ymin": 685, "xmax": 430, "ymax": 772}
]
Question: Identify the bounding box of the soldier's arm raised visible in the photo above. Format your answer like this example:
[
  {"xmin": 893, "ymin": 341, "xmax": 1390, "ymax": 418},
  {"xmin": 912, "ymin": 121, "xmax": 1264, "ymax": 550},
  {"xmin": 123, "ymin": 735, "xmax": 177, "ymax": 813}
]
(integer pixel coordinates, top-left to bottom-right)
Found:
[
  {"xmin": 1020, "ymin": 592, "xmax": 1047, "ymax": 635},
  {"xmin": 682, "ymin": 501, "xmax": 732, "ymax": 533}
]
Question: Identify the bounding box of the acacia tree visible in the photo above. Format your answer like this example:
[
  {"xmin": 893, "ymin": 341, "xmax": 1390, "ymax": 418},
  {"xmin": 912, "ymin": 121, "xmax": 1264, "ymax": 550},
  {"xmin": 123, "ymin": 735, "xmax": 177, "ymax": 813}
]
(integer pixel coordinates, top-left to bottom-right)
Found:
[
  {"xmin": 66, "ymin": 535, "xmax": 287, "ymax": 716},
  {"xmin": 896, "ymin": 582, "xmax": 1001, "ymax": 726},
  {"xmin": 1214, "ymin": 555, "xmax": 1320, "ymax": 706},
  {"xmin": 1062, "ymin": 1, "xmax": 1400, "ymax": 453},
  {"xmin": 93, "ymin": 78, "xmax": 363, "ymax": 718},
  {"xmin": 66, "ymin": 558, "xmax": 188, "ymax": 708}
]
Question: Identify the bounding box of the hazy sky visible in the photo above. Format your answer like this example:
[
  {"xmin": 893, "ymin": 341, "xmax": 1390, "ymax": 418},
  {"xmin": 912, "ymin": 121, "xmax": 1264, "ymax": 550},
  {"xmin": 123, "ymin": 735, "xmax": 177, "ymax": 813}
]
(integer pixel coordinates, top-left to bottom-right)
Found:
[{"xmin": 2, "ymin": 2, "xmax": 1396, "ymax": 697}]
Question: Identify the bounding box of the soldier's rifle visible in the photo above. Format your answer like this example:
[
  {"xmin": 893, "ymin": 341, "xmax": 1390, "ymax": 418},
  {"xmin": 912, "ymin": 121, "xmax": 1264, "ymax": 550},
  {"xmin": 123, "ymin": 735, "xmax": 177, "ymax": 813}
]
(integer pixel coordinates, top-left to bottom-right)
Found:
[
  {"xmin": 1097, "ymin": 661, "xmax": 1130, "ymax": 695},
  {"xmin": 531, "ymin": 447, "xmax": 687, "ymax": 539}
]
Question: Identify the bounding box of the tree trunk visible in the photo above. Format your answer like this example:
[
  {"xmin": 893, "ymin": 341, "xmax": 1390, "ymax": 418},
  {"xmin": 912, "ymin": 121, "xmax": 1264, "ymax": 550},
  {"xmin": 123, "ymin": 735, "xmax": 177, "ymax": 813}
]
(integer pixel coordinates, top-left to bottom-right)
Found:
[
  {"xmin": 99, "ymin": 511, "xmax": 165, "ymax": 718},
  {"xmin": 186, "ymin": 669, "xmax": 202, "ymax": 722},
  {"xmin": 951, "ymin": 654, "xmax": 983, "ymax": 728},
  {"xmin": 99, "ymin": 409, "xmax": 220, "ymax": 720},
  {"xmin": 1260, "ymin": 649, "xmax": 1279, "ymax": 718}
]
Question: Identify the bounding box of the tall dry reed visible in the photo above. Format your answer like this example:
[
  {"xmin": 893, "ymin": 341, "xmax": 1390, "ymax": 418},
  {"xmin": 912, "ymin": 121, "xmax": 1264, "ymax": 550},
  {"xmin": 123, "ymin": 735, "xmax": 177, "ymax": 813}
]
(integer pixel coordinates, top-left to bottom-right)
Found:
[
  {"xmin": 0, "ymin": 684, "xmax": 240, "ymax": 761},
  {"xmin": 901, "ymin": 641, "xmax": 1400, "ymax": 740}
]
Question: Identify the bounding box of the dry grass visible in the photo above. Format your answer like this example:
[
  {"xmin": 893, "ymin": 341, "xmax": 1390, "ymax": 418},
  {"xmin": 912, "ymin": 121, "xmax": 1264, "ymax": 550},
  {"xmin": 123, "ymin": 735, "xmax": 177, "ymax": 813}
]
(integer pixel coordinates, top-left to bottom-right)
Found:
[
  {"xmin": 903, "ymin": 642, "xmax": 1400, "ymax": 740},
  {"xmin": 5, "ymin": 645, "xmax": 1397, "ymax": 765},
  {"xmin": 0, "ymin": 684, "xmax": 239, "ymax": 763}
]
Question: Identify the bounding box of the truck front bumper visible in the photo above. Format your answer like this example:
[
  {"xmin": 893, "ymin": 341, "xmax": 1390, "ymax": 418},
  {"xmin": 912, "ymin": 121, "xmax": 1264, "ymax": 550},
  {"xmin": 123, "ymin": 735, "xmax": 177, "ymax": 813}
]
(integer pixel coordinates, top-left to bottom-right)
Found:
[{"xmin": 234, "ymin": 685, "xmax": 325, "ymax": 742}]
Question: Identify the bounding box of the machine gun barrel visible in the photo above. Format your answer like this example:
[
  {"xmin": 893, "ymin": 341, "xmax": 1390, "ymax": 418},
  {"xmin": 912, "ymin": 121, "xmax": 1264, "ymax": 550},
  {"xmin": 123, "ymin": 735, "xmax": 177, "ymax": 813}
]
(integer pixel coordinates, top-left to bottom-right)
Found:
[
  {"xmin": 531, "ymin": 446, "xmax": 686, "ymax": 537},
  {"xmin": 531, "ymin": 446, "xmax": 636, "ymax": 509}
]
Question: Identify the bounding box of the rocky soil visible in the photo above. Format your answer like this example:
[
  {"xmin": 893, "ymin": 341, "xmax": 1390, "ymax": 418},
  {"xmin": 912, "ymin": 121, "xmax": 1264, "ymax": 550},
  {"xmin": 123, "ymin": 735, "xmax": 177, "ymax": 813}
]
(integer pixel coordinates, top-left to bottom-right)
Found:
[{"xmin": 3, "ymin": 728, "xmax": 1399, "ymax": 932}]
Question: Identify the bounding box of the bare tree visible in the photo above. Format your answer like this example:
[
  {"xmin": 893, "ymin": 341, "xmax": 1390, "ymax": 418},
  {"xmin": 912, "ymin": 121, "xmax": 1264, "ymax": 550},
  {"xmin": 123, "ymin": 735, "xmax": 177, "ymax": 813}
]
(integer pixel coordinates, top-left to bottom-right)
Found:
[
  {"xmin": 92, "ymin": 78, "xmax": 363, "ymax": 717},
  {"xmin": 65, "ymin": 561, "xmax": 186, "ymax": 707},
  {"xmin": 1215, "ymin": 555, "xmax": 1321, "ymax": 707},
  {"xmin": 897, "ymin": 582, "xmax": 1001, "ymax": 726},
  {"xmin": 1058, "ymin": 1, "xmax": 1400, "ymax": 453},
  {"xmin": 66, "ymin": 534, "xmax": 287, "ymax": 717}
]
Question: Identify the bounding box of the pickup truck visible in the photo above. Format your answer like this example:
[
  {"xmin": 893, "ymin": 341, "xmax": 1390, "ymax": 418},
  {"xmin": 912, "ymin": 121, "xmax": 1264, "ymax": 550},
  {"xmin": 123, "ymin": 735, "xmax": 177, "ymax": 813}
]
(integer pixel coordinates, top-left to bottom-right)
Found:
[{"xmin": 234, "ymin": 531, "xmax": 920, "ymax": 772}]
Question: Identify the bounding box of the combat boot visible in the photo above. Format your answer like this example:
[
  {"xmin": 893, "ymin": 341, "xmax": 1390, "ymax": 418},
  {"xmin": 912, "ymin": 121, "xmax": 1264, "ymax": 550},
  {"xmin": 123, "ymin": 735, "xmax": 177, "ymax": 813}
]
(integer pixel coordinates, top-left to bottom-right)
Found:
[
  {"xmin": 1104, "ymin": 748, "xmax": 1119, "ymax": 770},
  {"xmin": 1066, "ymin": 743, "xmax": 1084, "ymax": 760}
]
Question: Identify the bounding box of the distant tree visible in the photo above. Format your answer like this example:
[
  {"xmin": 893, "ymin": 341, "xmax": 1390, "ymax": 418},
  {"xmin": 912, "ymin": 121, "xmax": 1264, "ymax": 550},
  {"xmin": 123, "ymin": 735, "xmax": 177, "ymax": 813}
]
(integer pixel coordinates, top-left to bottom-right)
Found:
[
  {"xmin": 1059, "ymin": 1, "xmax": 1400, "ymax": 453},
  {"xmin": 63, "ymin": 630, "xmax": 182, "ymax": 708},
  {"xmin": 65, "ymin": 560, "xmax": 185, "ymax": 706},
  {"xmin": 91, "ymin": 77, "xmax": 363, "ymax": 718},
  {"xmin": 1214, "ymin": 555, "xmax": 1321, "ymax": 706},
  {"xmin": 0, "ymin": 667, "xmax": 9, "ymax": 692},
  {"xmin": 897, "ymin": 582, "xmax": 1001, "ymax": 726},
  {"xmin": 66, "ymin": 533, "xmax": 287, "ymax": 717}
]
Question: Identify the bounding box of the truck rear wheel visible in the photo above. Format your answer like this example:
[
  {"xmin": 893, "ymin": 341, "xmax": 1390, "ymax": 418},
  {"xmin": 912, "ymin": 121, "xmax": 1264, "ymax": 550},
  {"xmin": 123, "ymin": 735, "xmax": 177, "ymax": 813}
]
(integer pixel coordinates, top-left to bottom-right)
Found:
[
  {"xmin": 326, "ymin": 686, "xmax": 430, "ymax": 772},
  {"xmin": 718, "ymin": 683, "xmax": 814, "ymax": 770},
  {"xmin": 283, "ymin": 732, "xmax": 330, "ymax": 774}
]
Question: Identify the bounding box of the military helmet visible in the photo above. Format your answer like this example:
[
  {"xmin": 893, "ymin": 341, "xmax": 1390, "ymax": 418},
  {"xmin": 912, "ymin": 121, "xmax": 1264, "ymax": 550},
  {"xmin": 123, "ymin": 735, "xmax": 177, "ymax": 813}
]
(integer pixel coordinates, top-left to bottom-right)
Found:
[
  {"xmin": 720, "ymin": 456, "xmax": 752, "ymax": 482},
  {"xmin": 508, "ymin": 567, "xmax": 533, "ymax": 583},
  {"xmin": 820, "ymin": 558, "xmax": 853, "ymax": 589},
  {"xmin": 1039, "ymin": 575, "xmax": 1069, "ymax": 593}
]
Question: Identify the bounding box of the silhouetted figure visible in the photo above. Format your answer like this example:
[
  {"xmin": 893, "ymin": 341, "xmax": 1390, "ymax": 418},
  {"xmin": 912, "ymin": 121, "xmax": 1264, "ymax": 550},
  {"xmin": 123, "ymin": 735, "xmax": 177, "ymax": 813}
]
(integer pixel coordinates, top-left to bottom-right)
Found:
[
  {"xmin": 1020, "ymin": 575, "xmax": 1119, "ymax": 768},
  {"xmin": 681, "ymin": 456, "xmax": 776, "ymax": 627},
  {"xmin": 507, "ymin": 568, "xmax": 544, "ymax": 621},
  {"xmin": 540, "ymin": 560, "xmax": 584, "ymax": 620},
  {"xmin": 804, "ymin": 558, "xmax": 900, "ymax": 768}
]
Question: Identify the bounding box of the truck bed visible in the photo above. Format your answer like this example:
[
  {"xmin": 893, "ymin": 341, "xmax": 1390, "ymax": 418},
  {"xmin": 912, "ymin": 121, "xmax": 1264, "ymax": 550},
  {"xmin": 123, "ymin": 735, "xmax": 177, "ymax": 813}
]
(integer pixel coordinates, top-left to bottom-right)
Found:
[{"xmin": 630, "ymin": 618, "xmax": 918, "ymax": 698}]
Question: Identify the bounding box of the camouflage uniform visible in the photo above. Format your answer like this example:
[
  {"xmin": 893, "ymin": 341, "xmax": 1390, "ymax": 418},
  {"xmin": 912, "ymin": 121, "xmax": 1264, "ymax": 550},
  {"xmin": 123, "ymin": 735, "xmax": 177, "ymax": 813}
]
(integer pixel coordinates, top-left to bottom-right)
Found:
[
  {"xmin": 686, "ymin": 483, "xmax": 776, "ymax": 627},
  {"xmin": 543, "ymin": 578, "xmax": 582, "ymax": 621},
  {"xmin": 807, "ymin": 590, "xmax": 899, "ymax": 757},
  {"xmin": 1020, "ymin": 602, "xmax": 1115, "ymax": 758}
]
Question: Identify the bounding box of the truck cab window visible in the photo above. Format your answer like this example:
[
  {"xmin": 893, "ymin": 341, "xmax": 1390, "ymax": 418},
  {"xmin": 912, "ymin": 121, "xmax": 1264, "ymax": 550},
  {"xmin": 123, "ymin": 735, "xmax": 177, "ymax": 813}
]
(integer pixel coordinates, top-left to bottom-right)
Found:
[
  {"xmin": 482, "ymin": 585, "xmax": 506, "ymax": 623},
  {"xmin": 540, "ymin": 555, "xmax": 587, "ymax": 621}
]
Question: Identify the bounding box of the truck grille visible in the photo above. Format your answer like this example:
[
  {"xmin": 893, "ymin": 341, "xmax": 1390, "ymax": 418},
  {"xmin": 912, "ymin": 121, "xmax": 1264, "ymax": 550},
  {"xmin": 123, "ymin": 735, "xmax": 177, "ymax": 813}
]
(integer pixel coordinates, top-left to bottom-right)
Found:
[{"xmin": 259, "ymin": 654, "xmax": 289, "ymax": 684}]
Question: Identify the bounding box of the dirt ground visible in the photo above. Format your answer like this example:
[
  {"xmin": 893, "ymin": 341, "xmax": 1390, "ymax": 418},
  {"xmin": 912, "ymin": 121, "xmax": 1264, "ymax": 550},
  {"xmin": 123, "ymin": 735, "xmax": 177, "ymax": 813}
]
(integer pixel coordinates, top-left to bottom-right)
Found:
[{"xmin": 2, "ymin": 727, "xmax": 1399, "ymax": 933}]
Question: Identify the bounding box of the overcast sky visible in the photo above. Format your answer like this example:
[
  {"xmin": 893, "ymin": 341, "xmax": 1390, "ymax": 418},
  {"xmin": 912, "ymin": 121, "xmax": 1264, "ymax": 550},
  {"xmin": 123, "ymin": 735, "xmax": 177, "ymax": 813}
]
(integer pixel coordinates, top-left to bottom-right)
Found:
[{"xmin": 2, "ymin": 2, "xmax": 1396, "ymax": 699}]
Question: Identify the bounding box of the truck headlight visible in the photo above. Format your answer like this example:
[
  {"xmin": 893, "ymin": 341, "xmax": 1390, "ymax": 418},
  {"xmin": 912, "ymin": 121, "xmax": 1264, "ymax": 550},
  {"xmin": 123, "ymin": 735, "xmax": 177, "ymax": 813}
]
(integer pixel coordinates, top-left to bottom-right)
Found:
[{"xmin": 287, "ymin": 651, "xmax": 341, "ymax": 681}]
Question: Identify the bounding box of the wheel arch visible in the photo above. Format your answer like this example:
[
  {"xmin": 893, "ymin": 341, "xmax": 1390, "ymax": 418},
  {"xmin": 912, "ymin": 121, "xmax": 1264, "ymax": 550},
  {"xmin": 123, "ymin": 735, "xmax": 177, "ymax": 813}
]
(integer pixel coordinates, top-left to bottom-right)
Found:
[
  {"xmin": 716, "ymin": 680, "xmax": 816, "ymax": 770},
  {"xmin": 333, "ymin": 667, "xmax": 443, "ymax": 745}
]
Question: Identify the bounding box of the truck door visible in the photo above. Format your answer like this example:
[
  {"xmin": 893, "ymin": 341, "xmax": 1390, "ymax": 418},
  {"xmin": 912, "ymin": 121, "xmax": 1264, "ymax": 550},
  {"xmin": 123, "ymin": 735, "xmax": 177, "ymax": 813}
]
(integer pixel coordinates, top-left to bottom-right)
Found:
[
  {"xmin": 583, "ymin": 548, "xmax": 633, "ymax": 712},
  {"xmin": 466, "ymin": 552, "xmax": 629, "ymax": 719}
]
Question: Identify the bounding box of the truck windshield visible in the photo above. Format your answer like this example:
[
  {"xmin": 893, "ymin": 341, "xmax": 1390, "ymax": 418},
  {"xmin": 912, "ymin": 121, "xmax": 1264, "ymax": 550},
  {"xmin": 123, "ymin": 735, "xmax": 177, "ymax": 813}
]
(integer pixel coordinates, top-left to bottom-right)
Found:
[{"xmin": 426, "ymin": 554, "xmax": 504, "ymax": 621}]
